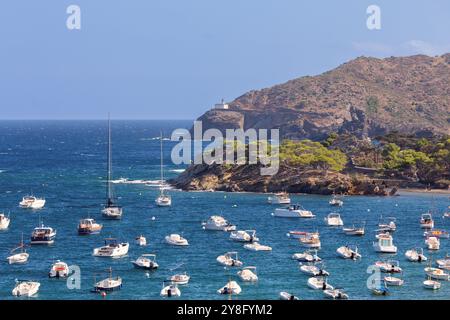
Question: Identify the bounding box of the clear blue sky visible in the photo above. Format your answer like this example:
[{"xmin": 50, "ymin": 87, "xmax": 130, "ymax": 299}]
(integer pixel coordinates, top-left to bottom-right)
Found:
[{"xmin": 0, "ymin": 0, "xmax": 449, "ymax": 119}]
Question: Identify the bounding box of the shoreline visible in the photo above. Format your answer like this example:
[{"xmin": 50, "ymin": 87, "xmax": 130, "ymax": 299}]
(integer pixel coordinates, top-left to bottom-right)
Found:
[{"xmin": 397, "ymin": 188, "xmax": 450, "ymax": 195}]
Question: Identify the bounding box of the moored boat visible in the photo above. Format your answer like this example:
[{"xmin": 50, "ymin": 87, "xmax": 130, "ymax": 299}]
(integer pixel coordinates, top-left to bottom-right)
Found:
[
  {"xmin": 291, "ymin": 250, "xmax": 322, "ymax": 262},
  {"xmin": 0, "ymin": 212, "xmax": 11, "ymax": 230},
  {"xmin": 273, "ymin": 204, "xmax": 314, "ymax": 218},
  {"xmin": 132, "ymin": 254, "xmax": 159, "ymax": 270},
  {"xmin": 160, "ymin": 281, "xmax": 181, "ymax": 297},
  {"xmin": 279, "ymin": 291, "xmax": 299, "ymax": 300},
  {"xmin": 202, "ymin": 215, "xmax": 236, "ymax": 231},
  {"xmin": 336, "ymin": 245, "xmax": 361, "ymax": 260},
  {"xmin": 217, "ymin": 281, "xmax": 241, "ymax": 295},
  {"xmin": 237, "ymin": 266, "xmax": 258, "ymax": 282},
  {"xmin": 170, "ymin": 273, "xmax": 190, "ymax": 285},
  {"xmin": 19, "ymin": 196, "xmax": 46, "ymax": 209},
  {"xmin": 216, "ymin": 252, "xmax": 243, "ymax": 267},
  {"xmin": 30, "ymin": 221, "xmax": 56, "ymax": 245},
  {"xmin": 93, "ymin": 268, "xmax": 122, "ymax": 292},
  {"xmin": 48, "ymin": 260, "xmax": 70, "ymax": 278},
  {"xmin": 165, "ymin": 234, "xmax": 189, "ymax": 246},
  {"xmin": 78, "ymin": 218, "xmax": 102, "ymax": 235},
  {"xmin": 267, "ymin": 192, "xmax": 290, "ymax": 204},
  {"xmin": 243, "ymin": 242, "xmax": 272, "ymax": 251},
  {"xmin": 323, "ymin": 288, "xmax": 348, "ymax": 299},
  {"xmin": 420, "ymin": 213, "xmax": 434, "ymax": 229},
  {"xmin": 324, "ymin": 213, "xmax": 343, "ymax": 226},
  {"xmin": 12, "ymin": 280, "xmax": 40, "ymax": 297},
  {"xmin": 373, "ymin": 233, "xmax": 397, "ymax": 253},
  {"xmin": 230, "ymin": 230, "xmax": 258, "ymax": 243},
  {"xmin": 405, "ymin": 248, "xmax": 427, "ymax": 262},
  {"xmin": 307, "ymin": 276, "xmax": 333, "ymax": 290},
  {"xmin": 93, "ymin": 238, "xmax": 129, "ymax": 258}
]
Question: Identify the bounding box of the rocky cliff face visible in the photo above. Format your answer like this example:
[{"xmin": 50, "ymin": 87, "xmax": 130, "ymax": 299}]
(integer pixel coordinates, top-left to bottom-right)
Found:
[{"xmin": 196, "ymin": 54, "xmax": 450, "ymax": 140}]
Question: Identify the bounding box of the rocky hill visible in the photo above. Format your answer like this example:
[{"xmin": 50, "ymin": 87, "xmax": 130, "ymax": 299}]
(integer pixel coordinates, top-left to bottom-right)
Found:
[{"xmin": 197, "ymin": 54, "xmax": 450, "ymax": 140}]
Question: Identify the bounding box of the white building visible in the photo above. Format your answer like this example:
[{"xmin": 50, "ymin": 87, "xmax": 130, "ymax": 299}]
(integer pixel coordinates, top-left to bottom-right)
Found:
[{"xmin": 214, "ymin": 99, "xmax": 229, "ymax": 110}]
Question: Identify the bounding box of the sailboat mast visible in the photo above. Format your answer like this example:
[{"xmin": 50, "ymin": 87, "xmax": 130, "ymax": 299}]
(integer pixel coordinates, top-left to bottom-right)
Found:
[
  {"xmin": 160, "ymin": 131, "xmax": 164, "ymax": 195},
  {"xmin": 107, "ymin": 115, "xmax": 112, "ymax": 204}
]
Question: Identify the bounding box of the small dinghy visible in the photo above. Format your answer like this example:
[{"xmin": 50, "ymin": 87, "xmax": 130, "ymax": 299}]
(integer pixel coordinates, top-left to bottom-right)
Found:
[
  {"xmin": 0, "ymin": 212, "xmax": 11, "ymax": 230},
  {"xmin": 237, "ymin": 266, "xmax": 258, "ymax": 282},
  {"xmin": 423, "ymin": 277, "xmax": 441, "ymax": 290},
  {"xmin": 307, "ymin": 276, "xmax": 333, "ymax": 290},
  {"xmin": 405, "ymin": 248, "xmax": 427, "ymax": 262},
  {"xmin": 170, "ymin": 272, "xmax": 190, "ymax": 285},
  {"xmin": 7, "ymin": 234, "xmax": 29, "ymax": 265},
  {"xmin": 436, "ymin": 254, "xmax": 450, "ymax": 270},
  {"xmin": 93, "ymin": 268, "xmax": 122, "ymax": 292},
  {"xmin": 378, "ymin": 217, "xmax": 396, "ymax": 232},
  {"xmin": 267, "ymin": 192, "xmax": 291, "ymax": 205},
  {"xmin": 329, "ymin": 195, "xmax": 343, "ymax": 207},
  {"xmin": 243, "ymin": 242, "xmax": 272, "ymax": 251},
  {"xmin": 420, "ymin": 213, "xmax": 434, "ymax": 229},
  {"xmin": 384, "ymin": 275, "xmax": 404, "ymax": 286},
  {"xmin": 299, "ymin": 263, "xmax": 329, "ymax": 276},
  {"xmin": 343, "ymin": 224, "xmax": 365, "ymax": 236},
  {"xmin": 425, "ymin": 236, "xmax": 440, "ymax": 250},
  {"xmin": 323, "ymin": 288, "xmax": 348, "ymax": 299},
  {"xmin": 132, "ymin": 254, "xmax": 159, "ymax": 270},
  {"xmin": 230, "ymin": 230, "xmax": 258, "ymax": 243},
  {"xmin": 279, "ymin": 291, "xmax": 299, "ymax": 300},
  {"xmin": 298, "ymin": 232, "xmax": 321, "ymax": 249},
  {"xmin": 292, "ymin": 250, "xmax": 322, "ymax": 262},
  {"xmin": 324, "ymin": 213, "xmax": 343, "ymax": 226},
  {"xmin": 217, "ymin": 281, "xmax": 241, "ymax": 295},
  {"xmin": 424, "ymin": 267, "xmax": 449, "ymax": 280},
  {"xmin": 12, "ymin": 280, "xmax": 40, "ymax": 297},
  {"xmin": 165, "ymin": 234, "xmax": 189, "ymax": 246},
  {"xmin": 336, "ymin": 245, "xmax": 361, "ymax": 260},
  {"xmin": 202, "ymin": 215, "xmax": 236, "ymax": 231},
  {"xmin": 160, "ymin": 281, "xmax": 181, "ymax": 297},
  {"xmin": 216, "ymin": 252, "xmax": 243, "ymax": 267},
  {"xmin": 371, "ymin": 282, "xmax": 390, "ymax": 296},
  {"xmin": 135, "ymin": 235, "xmax": 147, "ymax": 246},
  {"xmin": 374, "ymin": 260, "xmax": 402, "ymax": 273},
  {"xmin": 48, "ymin": 260, "xmax": 70, "ymax": 278}
]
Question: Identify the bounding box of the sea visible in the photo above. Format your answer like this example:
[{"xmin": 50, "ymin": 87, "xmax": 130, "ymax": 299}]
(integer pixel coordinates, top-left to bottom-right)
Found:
[{"xmin": 0, "ymin": 120, "xmax": 449, "ymax": 300}]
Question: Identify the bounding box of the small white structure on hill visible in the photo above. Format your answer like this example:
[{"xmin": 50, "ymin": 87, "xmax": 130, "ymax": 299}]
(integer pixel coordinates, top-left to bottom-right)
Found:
[{"xmin": 213, "ymin": 99, "xmax": 229, "ymax": 110}]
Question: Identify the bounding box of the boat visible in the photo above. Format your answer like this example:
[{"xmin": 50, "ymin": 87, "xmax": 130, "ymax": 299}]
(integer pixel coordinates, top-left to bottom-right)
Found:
[
  {"xmin": 155, "ymin": 133, "xmax": 172, "ymax": 207},
  {"xmin": 420, "ymin": 213, "xmax": 434, "ymax": 229},
  {"xmin": 443, "ymin": 210, "xmax": 450, "ymax": 219},
  {"xmin": 237, "ymin": 266, "xmax": 258, "ymax": 282},
  {"xmin": 324, "ymin": 213, "xmax": 343, "ymax": 226},
  {"xmin": 0, "ymin": 212, "xmax": 11, "ymax": 230},
  {"xmin": 7, "ymin": 234, "xmax": 29, "ymax": 264},
  {"xmin": 423, "ymin": 277, "xmax": 441, "ymax": 290},
  {"xmin": 93, "ymin": 268, "xmax": 122, "ymax": 292},
  {"xmin": 405, "ymin": 248, "xmax": 427, "ymax": 262},
  {"xmin": 217, "ymin": 281, "xmax": 242, "ymax": 295},
  {"xmin": 77, "ymin": 218, "xmax": 102, "ymax": 235},
  {"xmin": 170, "ymin": 273, "xmax": 190, "ymax": 285},
  {"xmin": 12, "ymin": 280, "xmax": 40, "ymax": 297},
  {"xmin": 323, "ymin": 288, "xmax": 348, "ymax": 299},
  {"xmin": 160, "ymin": 281, "xmax": 181, "ymax": 297},
  {"xmin": 371, "ymin": 282, "xmax": 390, "ymax": 296},
  {"xmin": 436, "ymin": 254, "xmax": 450, "ymax": 270},
  {"xmin": 243, "ymin": 242, "xmax": 272, "ymax": 251},
  {"xmin": 287, "ymin": 230, "xmax": 319, "ymax": 239},
  {"xmin": 48, "ymin": 260, "xmax": 70, "ymax": 278},
  {"xmin": 202, "ymin": 215, "xmax": 236, "ymax": 231},
  {"xmin": 132, "ymin": 254, "xmax": 159, "ymax": 270},
  {"xmin": 307, "ymin": 276, "xmax": 333, "ymax": 290},
  {"xmin": 378, "ymin": 217, "xmax": 396, "ymax": 232},
  {"xmin": 93, "ymin": 238, "xmax": 129, "ymax": 258},
  {"xmin": 299, "ymin": 232, "xmax": 321, "ymax": 249},
  {"xmin": 291, "ymin": 250, "xmax": 322, "ymax": 262},
  {"xmin": 374, "ymin": 260, "xmax": 402, "ymax": 273},
  {"xmin": 336, "ymin": 245, "xmax": 361, "ymax": 260},
  {"xmin": 279, "ymin": 291, "xmax": 299, "ymax": 300},
  {"xmin": 273, "ymin": 204, "xmax": 314, "ymax": 218},
  {"xmin": 384, "ymin": 276, "xmax": 404, "ymax": 286},
  {"xmin": 19, "ymin": 196, "xmax": 46, "ymax": 209},
  {"xmin": 424, "ymin": 229, "xmax": 449, "ymax": 239},
  {"xmin": 135, "ymin": 235, "xmax": 147, "ymax": 246},
  {"xmin": 102, "ymin": 116, "xmax": 123, "ymax": 219},
  {"xmin": 165, "ymin": 234, "xmax": 189, "ymax": 246},
  {"xmin": 373, "ymin": 233, "xmax": 397, "ymax": 253},
  {"xmin": 230, "ymin": 230, "xmax": 258, "ymax": 243},
  {"xmin": 329, "ymin": 195, "xmax": 343, "ymax": 207},
  {"xmin": 216, "ymin": 252, "xmax": 243, "ymax": 267},
  {"xmin": 30, "ymin": 221, "xmax": 56, "ymax": 245},
  {"xmin": 299, "ymin": 263, "xmax": 329, "ymax": 276},
  {"xmin": 267, "ymin": 192, "xmax": 291, "ymax": 205},
  {"xmin": 425, "ymin": 236, "xmax": 440, "ymax": 250},
  {"xmin": 424, "ymin": 267, "xmax": 449, "ymax": 280},
  {"xmin": 342, "ymin": 224, "xmax": 365, "ymax": 236}
]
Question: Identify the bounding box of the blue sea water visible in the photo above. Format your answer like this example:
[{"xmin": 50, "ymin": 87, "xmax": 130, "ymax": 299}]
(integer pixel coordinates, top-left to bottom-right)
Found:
[{"xmin": 0, "ymin": 120, "xmax": 449, "ymax": 300}]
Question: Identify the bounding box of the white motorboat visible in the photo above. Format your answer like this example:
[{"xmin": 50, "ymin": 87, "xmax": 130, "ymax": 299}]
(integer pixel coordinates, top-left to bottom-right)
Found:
[
  {"xmin": 423, "ymin": 277, "xmax": 441, "ymax": 290},
  {"xmin": 420, "ymin": 213, "xmax": 434, "ymax": 229},
  {"xmin": 202, "ymin": 215, "xmax": 236, "ymax": 232},
  {"xmin": 217, "ymin": 281, "xmax": 241, "ymax": 295},
  {"xmin": 12, "ymin": 280, "xmax": 40, "ymax": 297},
  {"xmin": 216, "ymin": 252, "xmax": 243, "ymax": 267},
  {"xmin": 267, "ymin": 192, "xmax": 290, "ymax": 204},
  {"xmin": 299, "ymin": 263, "xmax": 329, "ymax": 276},
  {"xmin": 329, "ymin": 195, "xmax": 343, "ymax": 207},
  {"xmin": 102, "ymin": 116, "xmax": 123, "ymax": 219},
  {"xmin": 93, "ymin": 238, "xmax": 129, "ymax": 257},
  {"xmin": 165, "ymin": 234, "xmax": 189, "ymax": 246},
  {"xmin": 93, "ymin": 268, "xmax": 122, "ymax": 292},
  {"xmin": 373, "ymin": 233, "xmax": 397, "ymax": 253},
  {"xmin": 78, "ymin": 218, "xmax": 102, "ymax": 235},
  {"xmin": 436, "ymin": 255, "xmax": 450, "ymax": 270},
  {"xmin": 384, "ymin": 276, "xmax": 404, "ymax": 286},
  {"xmin": 291, "ymin": 250, "xmax": 322, "ymax": 262},
  {"xmin": 0, "ymin": 213, "xmax": 11, "ymax": 230},
  {"xmin": 279, "ymin": 291, "xmax": 299, "ymax": 300},
  {"xmin": 230, "ymin": 230, "xmax": 258, "ymax": 243},
  {"xmin": 30, "ymin": 222, "xmax": 56, "ymax": 245},
  {"xmin": 7, "ymin": 234, "xmax": 29, "ymax": 264},
  {"xmin": 243, "ymin": 242, "xmax": 272, "ymax": 251},
  {"xmin": 132, "ymin": 254, "xmax": 159, "ymax": 270},
  {"xmin": 273, "ymin": 204, "xmax": 314, "ymax": 218},
  {"xmin": 307, "ymin": 277, "xmax": 333, "ymax": 290},
  {"xmin": 298, "ymin": 232, "xmax": 321, "ymax": 249},
  {"xmin": 336, "ymin": 245, "xmax": 361, "ymax": 260},
  {"xmin": 405, "ymin": 248, "xmax": 427, "ymax": 262},
  {"xmin": 170, "ymin": 273, "xmax": 190, "ymax": 285},
  {"xmin": 160, "ymin": 281, "xmax": 181, "ymax": 297},
  {"xmin": 323, "ymin": 288, "xmax": 348, "ymax": 299},
  {"xmin": 425, "ymin": 236, "xmax": 440, "ymax": 250},
  {"xmin": 237, "ymin": 266, "xmax": 258, "ymax": 282},
  {"xmin": 19, "ymin": 196, "xmax": 46, "ymax": 209},
  {"xmin": 343, "ymin": 224, "xmax": 365, "ymax": 236},
  {"xmin": 48, "ymin": 260, "xmax": 70, "ymax": 278},
  {"xmin": 424, "ymin": 267, "xmax": 449, "ymax": 281},
  {"xmin": 374, "ymin": 260, "xmax": 402, "ymax": 273},
  {"xmin": 287, "ymin": 230, "xmax": 318, "ymax": 239},
  {"xmin": 156, "ymin": 133, "xmax": 172, "ymax": 207},
  {"xmin": 135, "ymin": 235, "xmax": 147, "ymax": 246},
  {"xmin": 324, "ymin": 213, "xmax": 343, "ymax": 226},
  {"xmin": 378, "ymin": 217, "xmax": 396, "ymax": 232}
]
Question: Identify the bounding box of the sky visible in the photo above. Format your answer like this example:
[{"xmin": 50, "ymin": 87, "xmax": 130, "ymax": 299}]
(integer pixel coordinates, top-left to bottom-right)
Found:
[{"xmin": 0, "ymin": 0, "xmax": 449, "ymax": 120}]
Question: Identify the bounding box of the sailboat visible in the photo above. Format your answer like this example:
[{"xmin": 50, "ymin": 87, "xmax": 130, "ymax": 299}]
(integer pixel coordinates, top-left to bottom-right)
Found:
[
  {"xmin": 102, "ymin": 116, "xmax": 123, "ymax": 219},
  {"xmin": 155, "ymin": 133, "xmax": 172, "ymax": 207},
  {"xmin": 7, "ymin": 233, "xmax": 29, "ymax": 264}
]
